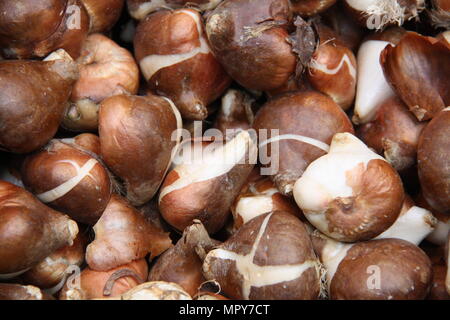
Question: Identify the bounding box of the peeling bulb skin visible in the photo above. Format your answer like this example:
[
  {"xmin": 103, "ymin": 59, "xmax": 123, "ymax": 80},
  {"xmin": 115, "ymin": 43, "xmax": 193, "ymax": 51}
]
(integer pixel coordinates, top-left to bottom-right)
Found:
[
  {"xmin": 159, "ymin": 130, "xmax": 257, "ymax": 234},
  {"xmin": 21, "ymin": 140, "xmax": 112, "ymax": 225},
  {"xmin": 353, "ymin": 40, "xmax": 395, "ymax": 124},
  {"xmin": 0, "ymin": 181, "xmax": 79, "ymax": 275},
  {"xmin": 205, "ymin": 0, "xmax": 298, "ymax": 91},
  {"xmin": 429, "ymin": 0, "xmax": 450, "ymax": 30},
  {"xmin": 127, "ymin": 0, "xmax": 223, "ymax": 20},
  {"xmin": 86, "ymin": 194, "xmax": 172, "ymax": 271},
  {"xmin": 231, "ymin": 169, "xmax": 304, "ymax": 232},
  {"xmin": 417, "ymin": 108, "xmax": 450, "ymax": 214},
  {"xmin": 0, "ymin": 57, "xmax": 78, "ymax": 154},
  {"xmin": 343, "ymin": 0, "xmax": 425, "ymax": 30},
  {"xmin": 99, "ymin": 94, "xmax": 182, "ymax": 206},
  {"xmin": 134, "ymin": 9, "xmax": 231, "ymax": 120},
  {"xmin": 307, "ymin": 26, "xmax": 357, "ymax": 111},
  {"xmin": 0, "ymin": 284, "xmax": 54, "ymax": 300},
  {"xmin": 253, "ymin": 91, "xmax": 354, "ymax": 196},
  {"xmin": 380, "ymin": 32, "xmax": 450, "ymax": 121},
  {"xmin": 328, "ymin": 238, "xmax": 432, "ymax": 300},
  {"xmin": 148, "ymin": 221, "xmax": 218, "ymax": 296},
  {"xmin": 293, "ymin": 133, "xmax": 404, "ymax": 242},
  {"xmin": 202, "ymin": 212, "xmax": 322, "ymax": 300},
  {"xmin": 59, "ymin": 260, "xmax": 149, "ymax": 300},
  {"xmin": 357, "ymin": 96, "xmax": 426, "ymax": 171}
]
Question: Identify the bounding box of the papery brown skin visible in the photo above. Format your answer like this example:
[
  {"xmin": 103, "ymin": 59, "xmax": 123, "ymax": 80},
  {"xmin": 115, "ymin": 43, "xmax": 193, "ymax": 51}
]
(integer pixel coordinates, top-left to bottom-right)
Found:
[
  {"xmin": 64, "ymin": 34, "xmax": 139, "ymax": 132},
  {"xmin": 203, "ymin": 211, "xmax": 321, "ymax": 300},
  {"xmin": 106, "ymin": 281, "xmax": 192, "ymax": 300},
  {"xmin": 330, "ymin": 239, "xmax": 432, "ymax": 300},
  {"xmin": 21, "ymin": 233, "xmax": 86, "ymax": 289},
  {"xmin": 0, "ymin": 284, "xmax": 54, "ymax": 300},
  {"xmin": 80, "ymin": 0, "xmax": 125, "ymax": 33},
  {"xmin": 213, "ymin": 89, "xmax": 256, "ymax": 135},
  {"xmin": 290, "ymin": 0, "xmax": 336, "ymax": 16},
  {"xmin": 381, "ymin": 32, "xmax": 450, "ymax": 121},
  {"xmin": 0, "ymin": 181, "xmax": 78, "ymax": 275},
  {"xmin": 418, "ymin": 109, "xmax": 450, "ymax": 213},
  {"xmin": 307, "ymin": 26, "xmax": 357, "ymax": 110},
  {"xmin": 99, "ymin": 94, "xmax": 180, "ymax": 206},
  {"xmin": 0, "ymin": 58, "xmax": 78, "ymax": 154},
  {"xmin": 127, "ymin": 0, "xmax": 223, "ymax": 20},
  {"xmin": 32, "ymin": 0, "xmax": 90, "ymax": 59},
  {"xmin": 149, "ymin": 221, "xmax": 218, "ymax": 296},
  {"xmin": 253, "ymin": 91, "xmax": 354, "ymax": 196},
  {"xmin": 159, "ymin": 132, "xmax": 256, "ymax": 234},
  {"xmin": 86, "ymin": 194, "xmax": 172, "ymax": 271},
  {"xmin": 231, "ymin": 169, "xmax": 304, "ymax": 232},
  {"xmin": 357, "ymin": 96, "xmax": 426, "ymax": 171},
  {"xmin": 205, "ymin": 0, "xmax": 299, "ymax": 91},
  {"xmin": 21, "ymin": 140, "xmax": 112, "ymax": 225},
  {"xmin": 59, "ymin": 259, "xmax": 148, "ymax": 300},
  {"xmin": 135, "ymin": 9, "xmax": 231, "ymax": 120}
]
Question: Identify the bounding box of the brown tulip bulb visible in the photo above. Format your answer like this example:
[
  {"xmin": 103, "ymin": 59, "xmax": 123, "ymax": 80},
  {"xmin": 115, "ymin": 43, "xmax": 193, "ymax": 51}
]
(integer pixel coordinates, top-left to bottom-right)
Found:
[
  {"xmin": 290, "ymin": 0, "xmax": 336, "ymax": 16},
  {"xmin": 149, "ymin": 220, "xmax": 218, "ymax": 296},
  {"xmin": 0, "ymin": 52, "xmax": 78, "ymax": 154},
  {"xmin": 253, "ymin": 91, "xmax": 354, "ymax": 196},
  {"xmin": 0, "ymin": 284, "xmax": 54, "ymax": 300},
  {"xmin": 99, "ymin": 94, "xmax": 182, "ymax": 206},
  {"xmin": 127, "ymin": 0, "xmax": 223, "ymax": 20},
  {"xmin": 307, "ymin": 28, "xmax": 357, "ymax": 110},
  {"xmin": 418, "ymin": 108, "xmax": 450, "ymax": 213},
  {"xmin": 60, "ymin": 259, "xmax": 148, "ymax": 300},
  {"xmin": 159, "ymin": 130, "xmax": 257, "ymax": 234},
  {"xmin": 86, "ymin": 194, "xmax": 172, "ymax": 271},
  {"xmin": 202, "ymin": 212, "xmax": 322, "ymax": 300},
  {"xmin": 313, "ymin": 233, "xmax": 433, "ymax": 300},
  {"xmin": 206, "ymin": 0, "xmax": 316, "ymax": 91},
  {"xmin": 80, "ymin": 0, "xmax": 125, "ymax": 33},
  {"xmin": 21, "ymin": 140, "xmax": 112, "ymax": 225},
  {"xmin": 294, "ymin": 133, "xmax": 404, "ymax": 242},
  {"xmin": 134, "ymin": 9, "xmax": 231, "ymax": 120},
  {"xmin": 231, "ymin": 169, "xmax": 303, "ymax": 232},
  {"xmin": 343, "ymin": 0, "xmax": 425, "ymax": 30},
  {"xmin": 21, "ymin": 233, "xmax": 86, "ymax": 291},
  {"xmin": 64, "ymin": 34, "xmax": 139, "ymax": 132},
  {"xmin": 0, "ymin": 181, "xmax": 78, "ymax": 277},
  {"xmin": 357, "ymin": 96, "xmax": 426, "ymax": 171},
  {"xmin": 213, "ymin": 89, "xmax": 256, "ymax": 135},
  {"xmin": 381, "ymin": 32, "xmax": 450, "ymax": 121},
  {"xmin": 0, "ymin": 0, "xmax": 90, "ymax": 59}
]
